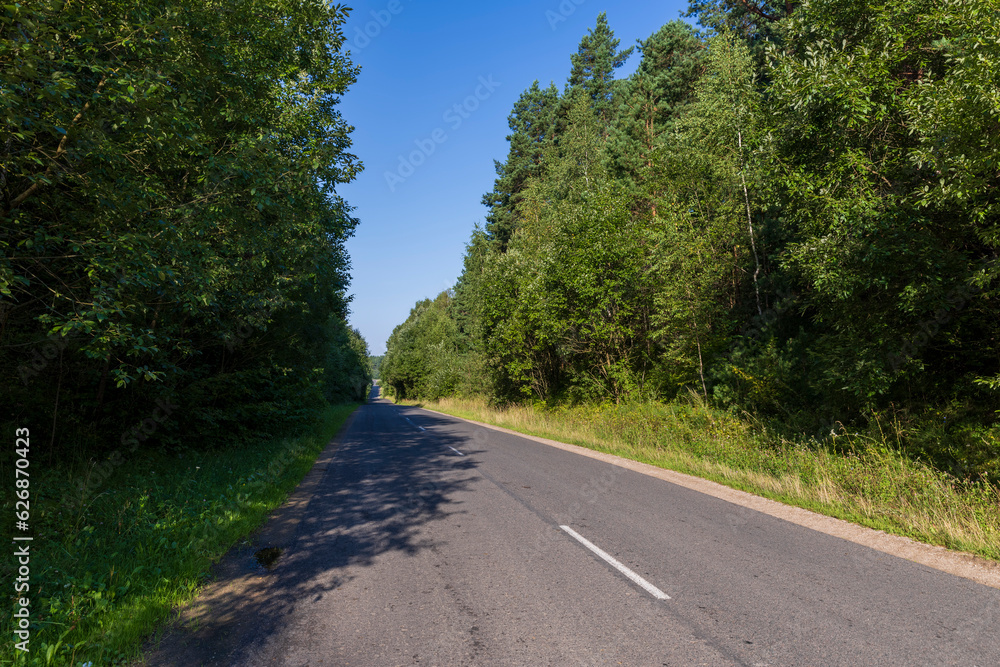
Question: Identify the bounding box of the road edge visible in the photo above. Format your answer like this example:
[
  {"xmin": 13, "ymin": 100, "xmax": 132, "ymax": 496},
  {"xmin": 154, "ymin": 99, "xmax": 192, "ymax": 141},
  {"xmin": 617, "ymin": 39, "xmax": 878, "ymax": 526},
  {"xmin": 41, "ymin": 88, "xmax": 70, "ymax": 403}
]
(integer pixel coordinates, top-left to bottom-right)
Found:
[
  {"xmin": 136, "ymin": 403, "xmax": 363, "ymax": 665},
  {"xmin": 417, "ymin": 406, "xmax": 1000, "ymax": 591}
]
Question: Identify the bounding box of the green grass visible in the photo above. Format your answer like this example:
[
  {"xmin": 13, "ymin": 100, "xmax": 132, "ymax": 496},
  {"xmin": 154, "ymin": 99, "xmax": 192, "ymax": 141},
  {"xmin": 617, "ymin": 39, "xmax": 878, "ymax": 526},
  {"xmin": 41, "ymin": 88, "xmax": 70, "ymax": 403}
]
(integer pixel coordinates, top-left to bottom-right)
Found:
[
  {"xmin": 0, "ymin": 403, "xmax": 358, "ymax": 667},
  {"xmin": 408, "ymin": 395, "xmax": 1000, "ymax": 563}
]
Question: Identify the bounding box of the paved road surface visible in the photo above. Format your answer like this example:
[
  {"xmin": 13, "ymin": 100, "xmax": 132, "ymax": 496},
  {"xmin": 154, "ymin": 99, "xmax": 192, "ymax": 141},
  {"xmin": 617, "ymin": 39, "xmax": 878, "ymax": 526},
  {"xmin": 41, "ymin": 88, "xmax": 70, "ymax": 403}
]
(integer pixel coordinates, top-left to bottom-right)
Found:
[{"xmin": 146, "ymin": 388, "xmax": 1000, "ymax": 665}]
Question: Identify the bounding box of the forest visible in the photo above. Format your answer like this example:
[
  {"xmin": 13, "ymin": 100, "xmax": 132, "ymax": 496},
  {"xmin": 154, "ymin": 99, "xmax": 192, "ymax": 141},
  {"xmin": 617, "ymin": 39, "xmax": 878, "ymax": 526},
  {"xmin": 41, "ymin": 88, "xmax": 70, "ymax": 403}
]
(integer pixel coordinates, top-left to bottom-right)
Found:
[
  {"xmin": 1, "ymin": 0, "xmax": 372, "ymax": 456},
  {"xmin": 381, "ymin": 0, "xmax": 1000, "ymax": 482}
]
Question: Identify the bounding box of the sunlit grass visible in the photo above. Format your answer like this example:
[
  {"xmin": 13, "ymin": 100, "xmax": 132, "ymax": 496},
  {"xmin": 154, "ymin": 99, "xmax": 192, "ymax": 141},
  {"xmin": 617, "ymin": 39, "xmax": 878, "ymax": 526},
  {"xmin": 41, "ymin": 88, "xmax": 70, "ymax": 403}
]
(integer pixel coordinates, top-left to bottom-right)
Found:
[
  {"xmin": 411, "ymin": 396, "xmax": 1000, "ymax": 562},
  {"xmin": 0, "ymin": 403, "xmax": 359, "ymax": 667}
]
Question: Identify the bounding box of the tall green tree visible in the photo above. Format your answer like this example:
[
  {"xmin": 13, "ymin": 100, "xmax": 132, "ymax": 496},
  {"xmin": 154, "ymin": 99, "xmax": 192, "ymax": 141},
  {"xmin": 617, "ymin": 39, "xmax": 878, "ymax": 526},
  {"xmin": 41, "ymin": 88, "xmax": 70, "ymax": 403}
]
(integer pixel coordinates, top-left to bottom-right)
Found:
[
  {"xmin": 650, "ymin": 33, "xmax": 765, "ymax": 397},
  {"xmin": 527, "ymin": 94, "xmax": 610, "ymax": 205},
  {"xmin": 481, "ymin": 82, "xmax": 560, "ymax": 250},
  {"xmin": 613, "ymin": 21, "xmax": 706, "ymax": 212},
  {"xmin": 382, "ymin": 291, "xmax": 472, "ymax": 400},
  {"xmin": 685, "ymin": 0, "xmax": 798, "ymax": 59},
  {"xmin": 766, "ymin": 0, "xmax": 996, "ymax": 414},
  {"xmin": 565, "ymin": 12, "xmax": 634, "ymax": 125}
]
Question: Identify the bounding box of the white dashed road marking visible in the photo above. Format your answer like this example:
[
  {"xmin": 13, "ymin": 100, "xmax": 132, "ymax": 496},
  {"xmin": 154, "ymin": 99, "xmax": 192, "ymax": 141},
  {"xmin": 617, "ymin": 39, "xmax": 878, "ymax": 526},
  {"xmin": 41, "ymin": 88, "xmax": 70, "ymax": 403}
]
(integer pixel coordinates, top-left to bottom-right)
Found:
[{"xmin": 560, "ymin": 525, "xmax": 670, "ymax": 601}]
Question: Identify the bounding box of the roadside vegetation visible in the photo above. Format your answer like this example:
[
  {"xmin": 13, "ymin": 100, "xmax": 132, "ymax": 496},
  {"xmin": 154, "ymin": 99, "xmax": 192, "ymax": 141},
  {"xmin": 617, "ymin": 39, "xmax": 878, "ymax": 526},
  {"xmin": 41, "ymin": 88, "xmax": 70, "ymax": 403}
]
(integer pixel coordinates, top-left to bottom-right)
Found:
[
  {"xmin": 383, "ymin": 0, "xmax": 1000, "ymax": 561},
  {"xmin": 2, "ymin": 1, "xmax": 370, "ymax": 664}
]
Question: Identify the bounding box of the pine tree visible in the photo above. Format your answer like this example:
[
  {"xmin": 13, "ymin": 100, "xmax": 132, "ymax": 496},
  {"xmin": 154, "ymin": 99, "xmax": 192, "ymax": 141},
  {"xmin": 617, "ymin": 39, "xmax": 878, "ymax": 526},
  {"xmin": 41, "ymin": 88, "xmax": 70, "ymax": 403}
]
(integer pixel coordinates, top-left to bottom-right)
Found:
[
  {"xmin": 612, "ymin": 21, "xmax": 705, "ymax": 213},
  {"xmin": 481, "ymin": 81, "xmax": 560, "ymax": 250},
  {"xmin": 685, "ymin": 0, "xmax": 798, "ymax": 60},
  {"xmin": 565, "ymin": 12, "xmax": 634, "ymax": 125}
]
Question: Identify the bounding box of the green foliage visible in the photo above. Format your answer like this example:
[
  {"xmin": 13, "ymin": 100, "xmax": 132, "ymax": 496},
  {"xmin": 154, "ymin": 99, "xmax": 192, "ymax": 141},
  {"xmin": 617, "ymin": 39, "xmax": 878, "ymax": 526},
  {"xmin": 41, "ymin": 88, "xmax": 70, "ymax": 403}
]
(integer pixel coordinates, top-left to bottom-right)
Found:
[
  {"xmin": 611, "ymin": 20, "xmax": 705, "ymax": 209},
  {"xmin": 481, "ymin": 82, "xmax": 560, "ymax": 250},
  {"xmin": 650, "ymin": 32, "xmax": 766, "ymax": 397},
  {"xmin": 1, "ymin": 0, "xmax": 370, "ymax": 455},
  {"xmin": 685, "ymin": 0, "xmax": 798, "ymax": 60},
  {"xmin": 369, "ymin": 355, "xmax": 384, "ymax": 380},
  {"xmin": 386, "ymin": 3, "xmax": 1000, "ymax": 483},
  {"xmin": 566, "ymin": 12, "xmax": 634, "ymax": 124},
  {"xmin": 381, "ymin": 291, "xmax": 478, "ymax": 401},
  {"xmin": 479, "ymin": 186, "xmax": 658, "ymax": 402},
  {"xmin": 323, "ymin": 320, "xmax": 374, "ymax": 403},
  {"xmin": 764, "ymin": 0, "xmax": 998, "ymax": 417},
  {"xmin": 904, "ymin": 0, "xmax": 1000, "ymax": 270}
]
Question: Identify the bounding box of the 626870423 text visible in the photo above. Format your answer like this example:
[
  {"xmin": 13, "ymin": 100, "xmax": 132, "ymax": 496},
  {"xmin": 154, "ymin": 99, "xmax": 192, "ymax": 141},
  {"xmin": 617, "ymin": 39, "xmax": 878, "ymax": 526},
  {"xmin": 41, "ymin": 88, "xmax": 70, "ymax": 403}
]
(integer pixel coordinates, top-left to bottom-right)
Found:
[{"xmin": 13, "ymin": 427, "xmax": 32, "ymax": 653}]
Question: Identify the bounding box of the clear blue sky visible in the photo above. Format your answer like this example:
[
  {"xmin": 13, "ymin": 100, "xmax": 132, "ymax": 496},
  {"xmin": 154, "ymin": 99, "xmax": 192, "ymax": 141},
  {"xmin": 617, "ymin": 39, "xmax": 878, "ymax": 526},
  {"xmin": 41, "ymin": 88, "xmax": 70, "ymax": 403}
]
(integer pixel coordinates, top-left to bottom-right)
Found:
[{"xmin": 338, "ymin": 0, "xmax": 693, "ymax": 354}]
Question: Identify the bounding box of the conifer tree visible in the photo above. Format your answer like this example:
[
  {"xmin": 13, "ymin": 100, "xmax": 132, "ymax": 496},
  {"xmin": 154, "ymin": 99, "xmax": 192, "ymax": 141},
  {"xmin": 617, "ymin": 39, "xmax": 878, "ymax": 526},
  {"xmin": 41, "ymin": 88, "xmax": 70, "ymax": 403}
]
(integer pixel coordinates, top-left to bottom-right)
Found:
[
  {"xmin": 613, "ymin": 21, "xmax": 705, "ymax": 212},
  {"xmin": 565, "ymin": 12, "xmax": 634, "ymax": 126},
  {"xmin": 481, "ymin": 82, "xmax": 560, "ymax": 250},
  {"xmin": 685, "ymin": 0, "xmax": 798, "ymax": 59}
]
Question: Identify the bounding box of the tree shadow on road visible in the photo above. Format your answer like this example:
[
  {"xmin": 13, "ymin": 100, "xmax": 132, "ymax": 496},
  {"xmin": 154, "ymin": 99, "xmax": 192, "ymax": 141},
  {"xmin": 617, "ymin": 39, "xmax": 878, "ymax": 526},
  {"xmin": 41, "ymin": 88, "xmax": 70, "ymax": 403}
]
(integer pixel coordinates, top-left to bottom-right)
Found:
[{"xmin": 141, "ymin": 400, "xmax": 482, "ymax": 666}]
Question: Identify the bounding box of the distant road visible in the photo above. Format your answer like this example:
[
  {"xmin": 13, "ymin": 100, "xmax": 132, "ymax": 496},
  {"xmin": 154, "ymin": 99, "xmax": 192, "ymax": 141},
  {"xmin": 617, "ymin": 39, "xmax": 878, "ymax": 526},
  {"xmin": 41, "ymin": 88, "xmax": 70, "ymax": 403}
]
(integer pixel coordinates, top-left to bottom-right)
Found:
[{"xmin": 147, "ymin": 386, "xmax": 1000, "ymax": 665}]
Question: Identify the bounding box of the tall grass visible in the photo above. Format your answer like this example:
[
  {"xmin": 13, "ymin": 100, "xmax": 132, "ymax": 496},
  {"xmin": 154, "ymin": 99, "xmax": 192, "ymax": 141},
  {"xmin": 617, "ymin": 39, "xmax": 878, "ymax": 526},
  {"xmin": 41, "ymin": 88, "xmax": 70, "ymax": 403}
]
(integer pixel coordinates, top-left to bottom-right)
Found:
[
  {"xmin": 415, "ymin": 396, "xmax": 1000, "ymax": 561},
  {"xmin": 0, "ymin": 403, "xmax": 358, "ymax": 667}
]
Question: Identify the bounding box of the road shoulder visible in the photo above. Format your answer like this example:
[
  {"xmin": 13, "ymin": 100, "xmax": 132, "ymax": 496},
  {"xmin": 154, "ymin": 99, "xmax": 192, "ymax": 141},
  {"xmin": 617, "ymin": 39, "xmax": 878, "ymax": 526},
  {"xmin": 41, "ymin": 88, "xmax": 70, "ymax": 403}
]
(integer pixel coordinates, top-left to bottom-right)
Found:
[
  {"xmin": 136, "ymin": 406, "xmax": 362, "ymax": 665},
  {"xmin": 418, "ymin": 406, "xmax": 1000, "ymax": 590}
]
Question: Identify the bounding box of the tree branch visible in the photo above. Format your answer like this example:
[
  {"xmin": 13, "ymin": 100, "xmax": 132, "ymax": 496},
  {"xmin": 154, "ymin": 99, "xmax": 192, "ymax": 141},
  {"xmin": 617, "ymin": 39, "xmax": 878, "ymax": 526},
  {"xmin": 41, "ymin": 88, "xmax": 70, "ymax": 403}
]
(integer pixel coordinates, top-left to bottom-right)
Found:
[
  {"xmin": 3, "ymin": 74, "xmax": 110, "ymax": 218},
  {"xmin": 734, "ymin": 0, "xmax": 780, "ymax": 22}
]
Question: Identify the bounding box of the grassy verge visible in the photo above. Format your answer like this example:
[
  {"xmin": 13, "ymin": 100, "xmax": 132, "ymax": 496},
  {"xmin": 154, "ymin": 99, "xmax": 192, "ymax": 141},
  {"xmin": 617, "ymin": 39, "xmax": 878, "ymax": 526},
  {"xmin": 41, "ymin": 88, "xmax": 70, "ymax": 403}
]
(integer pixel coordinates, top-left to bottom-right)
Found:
[
  {"xmin": 0, "ymin": 402, "xmax": 358, "ymax": 667},
  {"xmin": 406, "ymin": 396, "xmax": 1000, "ymax": 562}
]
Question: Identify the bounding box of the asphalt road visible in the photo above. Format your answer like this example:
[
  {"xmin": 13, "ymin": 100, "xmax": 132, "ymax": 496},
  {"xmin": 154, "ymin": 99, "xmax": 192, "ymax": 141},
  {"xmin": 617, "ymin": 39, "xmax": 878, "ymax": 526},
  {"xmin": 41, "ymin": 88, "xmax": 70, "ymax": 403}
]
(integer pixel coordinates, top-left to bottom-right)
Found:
[{"xmin": 147, "ymin": 388, "xmax": 1000, "ymax": 666}]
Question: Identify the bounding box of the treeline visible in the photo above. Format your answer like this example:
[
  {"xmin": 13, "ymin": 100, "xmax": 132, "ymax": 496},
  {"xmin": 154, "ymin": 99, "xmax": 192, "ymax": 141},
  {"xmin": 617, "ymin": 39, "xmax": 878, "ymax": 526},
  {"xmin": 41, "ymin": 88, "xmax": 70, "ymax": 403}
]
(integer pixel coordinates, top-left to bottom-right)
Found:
[
  {"xmin": 370, "ymin": 355, "xmax": 384, "ymax": 380},
  {"xmin": 383, "ymin": 1, "xmax": 1000, "ymax": 479},
  {"xmin": 1, "ymin": 0, "xmax": 371, "ymax": 457}
]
